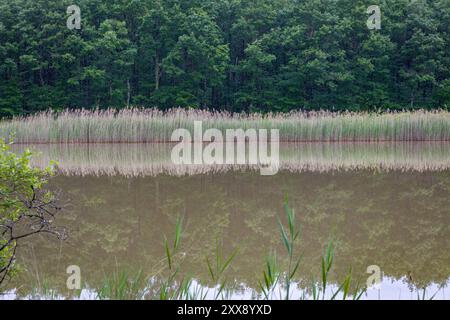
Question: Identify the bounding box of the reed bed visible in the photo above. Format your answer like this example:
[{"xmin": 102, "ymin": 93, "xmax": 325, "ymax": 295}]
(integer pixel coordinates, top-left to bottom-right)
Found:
[
  {"xmin": 12, "ymin": 142, "xmax": 450, "ymax": 176},
  {"xmin": 2, "ymin": 109, "xmax": 450, "ymax": 143}
]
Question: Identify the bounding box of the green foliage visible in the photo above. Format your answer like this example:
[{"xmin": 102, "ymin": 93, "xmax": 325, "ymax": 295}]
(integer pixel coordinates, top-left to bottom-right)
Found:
[
  {"xmin": 205, "ymin": 239, "xmax": 238, "ymax": 299},
  {"xmin": 268, "ymin": 197, "xmax": 366, "ymax": 300},
  {"xmin": 97, "ymin": 269, "xmax": 147, "ymax": 300},
  {"xmin": 311, "ymin": 240, "xmax": 366, "ymax": 300},
  {"xmin": 159, "ymin": 215, "xmax": 187, "ymax": 300},
  {"xmin": 258, "ymin": 252, "xmax": 280, "ymax": 300},
  {"xmin": 0, "ymin": 138, "xmax": 61, "ymax": 286},
  {"xmin": 277, "ymin": 196, "xmax": 302, "ymax": 300},
  {"xmin": 0, "ymin": 0, "xmax": 448, "ymax": 114}
]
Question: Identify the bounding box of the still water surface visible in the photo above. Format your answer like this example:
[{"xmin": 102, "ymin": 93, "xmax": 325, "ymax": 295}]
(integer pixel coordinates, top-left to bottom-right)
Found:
[{"xmin": 4, "ymin": 143, "xmax": 450, "ymax": 299}]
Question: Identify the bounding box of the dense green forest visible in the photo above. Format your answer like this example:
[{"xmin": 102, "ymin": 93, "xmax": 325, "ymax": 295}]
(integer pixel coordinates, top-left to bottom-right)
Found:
[{"xmin": 0, "ymin": 0, "xmax": 449, "ymax": 116}]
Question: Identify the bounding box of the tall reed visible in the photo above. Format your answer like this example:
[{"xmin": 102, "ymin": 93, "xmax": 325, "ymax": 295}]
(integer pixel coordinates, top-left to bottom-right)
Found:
[{"xmin": 2, "ymin": 108, "xmax": 450, "ymax": 143}]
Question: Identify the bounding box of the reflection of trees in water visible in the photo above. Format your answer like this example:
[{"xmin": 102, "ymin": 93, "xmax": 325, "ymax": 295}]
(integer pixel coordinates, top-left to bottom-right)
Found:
[{"xmin": 10, "ymin": 171, "xmax": 450, "ymax": 295}]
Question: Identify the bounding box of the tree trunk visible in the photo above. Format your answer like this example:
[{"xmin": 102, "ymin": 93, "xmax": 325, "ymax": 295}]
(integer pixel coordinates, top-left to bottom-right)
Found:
[
  {"xmin": 127, "ymin": 79, "xmax": 131, "ymax": 107},
  {"xmin": 155, "ymin": 52, "xmax": 160, "ymax": 91}
]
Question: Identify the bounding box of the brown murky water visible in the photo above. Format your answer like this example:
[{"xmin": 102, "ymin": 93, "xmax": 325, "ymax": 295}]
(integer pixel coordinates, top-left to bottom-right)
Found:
[{"xmin": 4, "ymin": 143, "xmax": 450, "ymax": 299}]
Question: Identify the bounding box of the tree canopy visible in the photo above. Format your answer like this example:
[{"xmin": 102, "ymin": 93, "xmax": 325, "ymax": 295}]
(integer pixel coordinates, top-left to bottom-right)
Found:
[{"xmin": 0, "ymin": 0, "xmax": 449, "ymax": 116}]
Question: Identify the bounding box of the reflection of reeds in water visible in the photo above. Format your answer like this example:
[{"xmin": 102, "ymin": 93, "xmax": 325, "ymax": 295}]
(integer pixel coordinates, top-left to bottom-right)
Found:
[
  {"xmin": 2, "ymin": 109, "xmax": 450, "ymax": 143},
  {"xmin": 11, "ymin": 142, "xmax": 450, "ymax": 177}
]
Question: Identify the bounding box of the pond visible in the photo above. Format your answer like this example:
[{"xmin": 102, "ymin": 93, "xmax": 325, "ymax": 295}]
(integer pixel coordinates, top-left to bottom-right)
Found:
[{"xmin": 3, "ymin": 142, "xmax": 450, "ymax": 299}]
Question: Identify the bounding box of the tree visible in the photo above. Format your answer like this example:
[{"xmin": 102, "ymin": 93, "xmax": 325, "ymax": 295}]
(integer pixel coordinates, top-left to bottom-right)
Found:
[
  {"xmin": 162, "ymin": 7, "xmax": 229, "ymax": 108},
  {"xmin": 0, "ymin": 0, "xmax": 448, "ymax": 113},
  {"xmin": 0, "ymin": 139, "xmax": 65, "ymax": 286}
]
